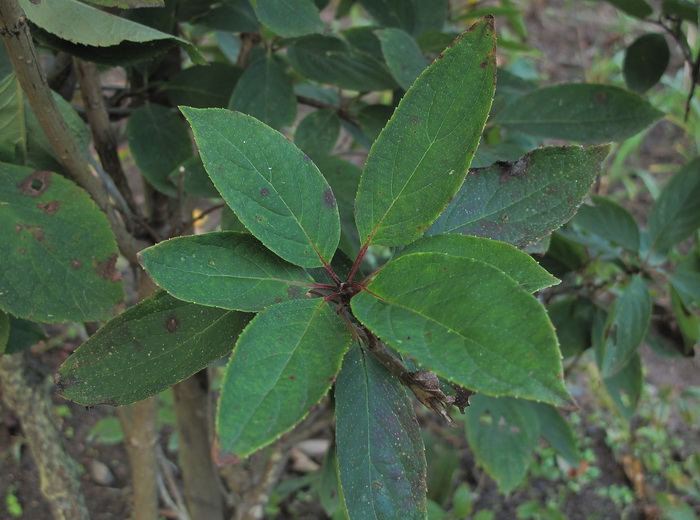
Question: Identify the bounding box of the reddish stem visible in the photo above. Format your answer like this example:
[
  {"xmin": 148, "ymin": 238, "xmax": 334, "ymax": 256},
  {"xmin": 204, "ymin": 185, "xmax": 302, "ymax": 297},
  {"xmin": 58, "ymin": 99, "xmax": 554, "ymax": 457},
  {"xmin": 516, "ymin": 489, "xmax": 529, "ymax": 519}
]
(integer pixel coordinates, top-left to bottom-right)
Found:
[{"xmin": 347, "ymin": 240, "xmax": 371, "ymax": 283}]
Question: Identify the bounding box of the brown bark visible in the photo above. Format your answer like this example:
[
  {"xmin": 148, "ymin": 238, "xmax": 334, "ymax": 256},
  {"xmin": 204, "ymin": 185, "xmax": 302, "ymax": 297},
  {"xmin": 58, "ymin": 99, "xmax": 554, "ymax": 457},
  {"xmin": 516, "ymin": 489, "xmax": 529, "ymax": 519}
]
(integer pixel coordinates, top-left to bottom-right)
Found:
[
  {"xmin": 0, "ymin": 352, "xmax": 89, "ymax": 520},
  {"xmin": 173, "ymin": 372, "xmax": 225, "ymax": 520}
]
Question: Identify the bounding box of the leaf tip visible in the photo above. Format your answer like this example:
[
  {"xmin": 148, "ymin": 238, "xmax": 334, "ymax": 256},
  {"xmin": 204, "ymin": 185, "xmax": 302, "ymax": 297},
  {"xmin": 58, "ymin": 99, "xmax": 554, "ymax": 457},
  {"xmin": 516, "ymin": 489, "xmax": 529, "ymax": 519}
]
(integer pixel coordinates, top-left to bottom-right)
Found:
[{"xmin": 212, "ymin": 437, "xmax": 240, "ymax": 467}]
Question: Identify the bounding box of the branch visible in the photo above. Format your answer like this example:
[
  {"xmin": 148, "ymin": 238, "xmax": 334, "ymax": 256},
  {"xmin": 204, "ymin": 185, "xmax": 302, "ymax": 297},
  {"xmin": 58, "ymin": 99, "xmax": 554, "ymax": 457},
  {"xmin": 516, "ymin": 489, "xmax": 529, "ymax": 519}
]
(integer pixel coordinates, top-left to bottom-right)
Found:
[
  {"xmin": 0, "ymin": 0, "xmax": 145, "ymax": 263},
  {"xmin": 297, "ymin": 94, "xmax": 361, "ymax": 127}
]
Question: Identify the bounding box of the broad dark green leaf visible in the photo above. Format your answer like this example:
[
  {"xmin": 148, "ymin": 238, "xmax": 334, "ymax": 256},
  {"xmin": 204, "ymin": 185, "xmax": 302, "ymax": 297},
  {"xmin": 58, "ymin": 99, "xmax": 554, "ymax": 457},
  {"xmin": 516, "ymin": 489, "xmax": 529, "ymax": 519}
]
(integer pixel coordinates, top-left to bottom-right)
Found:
[
  {"xmin": 351, "ymin": 253, "xmax": 571, "ymax": 406},
  {"xmin": 253, "ymin": 0, "xmax": 324, "ymax": 37},
  {"xmin": 319, "ymin": 447, "xmax": 343, "ymax": 517},
  {"xmin": 465, "ymin": 395, "xmax": 539, "ymax": 493},
  {"xmin": 670, "ymin": 246, "xmax": 700, "ymax": 306},
  {"xmin": 165, "ymin": 63, "xmax": 242, "ymax": 109},
  {"xmin": 191, "ymin": 0, "xmax": 259, "ymax": 32},
  {"xmin": 547, "ymin": 296, "xmax": 596, "ymax": 358},
  {"xmin": 623, "ymin": 34, "xmax": 670, "ymax": 93},
  {"xmin": 57, "ymin": 292, "xmax": 250, "ymax": 405},
  {"xmin": 169, "ymin": 156, "xmax": 220, "ymax": 199},
  {"xmin": 81, "ymin": 0, "xmax": 163, "ymax": 6},
  {"xmin": 181, "ymin": 108, "xmax": 340, "ymax": 267},
  {"xmin": 648, "ymin": 157, "xmax": 700, "ymax": 253},
  {"xmin": 603, "ymin": 353, "xmax": 643, "ymax": 422},
  {"xmin": 19, "ymin": 0, "xmax": 205, "ymax": 64},
  {"xmin": 494, "ymin": 84, "xmax": 663, "ymax": 143},
  {"xmin": 357, "ymin": 104, "xmax": 394, "ymax": 142},
  {"xmin": 357, "ymin": 0, "xmax": 448, "ymax": 36},
  {"xmin": 127, "ymin": 104, "xmax": 193, "ymax": 197},
  {"xmin": 429, "ymin": 145, "xmax": 610, "ymax": 247},
  {"xmin": 530, "ymin": 402, "xmax": 581, "ymax": 466},
  {"xmin": 314, "ymin": 154, "xmax": 362, "ymax": 256},
  {"xmin": 662, "ymin": 0, "xmax": 699, "ymax": 22},
  {"xmin": 295, "ymin": 110, "xmax": 340, "ymax": 157},
  {"xmin": 596, "ymin": 276, "xmax": 651, "ymax": 377},
  {"xmin": 138, "ymin": 232, "xmax": 314, "ymax": 312},
  {"xmin": 0, "ymin": 311, "xmax": 8, "ymax": 355},
  {"xmin": 573, "ymin": 195, "xmax": 640, "ymax": 252},
  {"xmin": 287, "ymin": 35, "xmax": 397, "ymax": 92},
  {"xmin": 215, "ymin": 299, "xmax": 351, "ymax": 460},
  {"xmin": 396, "ymin": 234, "xmax": 559, "ymax": 293},
  {"xmin": 3, "ymin": 315, "xmax": 47, "ymax": 355},
  {"xmin": 376, "ymin": 28, "xmax": 428, "ymax": 90},
  {"xmin": 670, "ymin": 286, "xmax": 700, "ymax": 356},
  {"xmin": 335, "ymin": 346, "xmax": 427, "ymax": 520},
  {"xmin": 0, "ymin": 164, "xmax": 124, "ymax": 322},
  {"xmin": 592, "ymin": 0, "xmax": 653, "ymax": 18},
  {"xmin": 355, "ymin": 18, "xmax": 496, "ymax": 247},
  {"xmin": 229, "ymin": 55, "xmax": 296, "ymax": 130}
]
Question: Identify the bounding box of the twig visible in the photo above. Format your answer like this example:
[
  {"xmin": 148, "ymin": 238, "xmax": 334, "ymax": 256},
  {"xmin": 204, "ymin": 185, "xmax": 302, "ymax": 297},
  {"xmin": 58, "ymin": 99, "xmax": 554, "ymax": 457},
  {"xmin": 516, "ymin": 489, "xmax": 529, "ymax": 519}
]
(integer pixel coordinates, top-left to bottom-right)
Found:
[
  {"xmin": 0, "ymin": 1, "xmax": 145, "ymax": 263},
  {"xmin": 297, "ymin": 94, "xmax": 361, "ymax": 127}
]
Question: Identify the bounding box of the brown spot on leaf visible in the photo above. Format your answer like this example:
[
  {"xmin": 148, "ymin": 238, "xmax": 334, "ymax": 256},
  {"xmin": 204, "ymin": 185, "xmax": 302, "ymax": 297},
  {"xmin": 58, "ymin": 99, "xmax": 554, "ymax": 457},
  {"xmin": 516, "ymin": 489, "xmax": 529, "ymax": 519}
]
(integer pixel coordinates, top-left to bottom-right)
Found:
[
  {"xmin": 71, "ymin": 258, "xmax": 82, "ymax": 270},
  {"xmin": 501, "ymin": 215, "xmax": 509, "ymax": 222},
  {"xmin": 94, "ymin": 254, "xmax": 121, "ymax": 282},
  {"xmin": 32, "ymin": 230, "xmax": 45, "ymax": 242},
  {"xmin": 322, "ymin": 188, "xmax": 336, "ymax": 209},
  {"xmin": 19, "ymin": 248, "xmax": 26, "ymax": 254},
  {"xmin": 260, "ymin": 188, "xmax": 269, "ymax": 197},
  {"xmin": 37, "ymin": 200, "xmax": 60, "ymax": 215},
  {"xmin": 288, "ymin": 375, "xmax": 297, "ymax": 380},
  {"xmin": 287, "ymin": 285, "xmax": 301, "ymax": 299},
  {"xmin": 17, "ymin": 170, "xmax": 52, "ymax": 197},
  {"xmin": 53, "ymin": 373, "xmax": 74, "ymax": 393},
  {"xmin": 166, "ymin": 315, "xmax": 179, "ymax": 333},
  {"xmin": 497, "ymin": 155, "xmax": 531, "ymax": 183},
  {"xmin": 594, "ymin": 90, "xmax": 609, "ymax": 105},
  {"xmin": 480, "ymin": 60, "xmax": 488, "ymax": 68}
]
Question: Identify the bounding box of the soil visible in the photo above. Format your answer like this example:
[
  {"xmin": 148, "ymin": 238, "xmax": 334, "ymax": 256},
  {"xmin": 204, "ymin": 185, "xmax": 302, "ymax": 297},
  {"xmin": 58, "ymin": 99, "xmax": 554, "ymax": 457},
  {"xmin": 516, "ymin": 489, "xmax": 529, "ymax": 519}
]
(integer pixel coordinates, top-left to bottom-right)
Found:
[{"xmin": 2, "ymin": 1, "xmax": 699, "ymax": 519}]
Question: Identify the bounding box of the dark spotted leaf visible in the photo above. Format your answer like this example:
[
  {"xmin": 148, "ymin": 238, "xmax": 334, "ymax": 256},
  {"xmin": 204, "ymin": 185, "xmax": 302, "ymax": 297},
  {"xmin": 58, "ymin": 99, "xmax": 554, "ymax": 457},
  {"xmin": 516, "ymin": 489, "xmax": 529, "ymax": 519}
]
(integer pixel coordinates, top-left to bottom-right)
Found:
[
  {"xmin": 335, "ymin": 346, "xmax": 427, "ymax": 520},
  {"xmin": 428, "ymin": 145, "xmax": 610, "ymax": 247},
  {"xmin": 181, "ymin": 108, "xmax": 340, "ymax": 267},
  {"xmin": 138, "ymin": 232, "xmax": 314, "ymax": 312},
  {"xmin": 0, "ymin": 164, "xmax": 124, "ymax": 322},
  {"xmin": 57, "ymin": 292, "xmax": 250, "ymax": 405}
]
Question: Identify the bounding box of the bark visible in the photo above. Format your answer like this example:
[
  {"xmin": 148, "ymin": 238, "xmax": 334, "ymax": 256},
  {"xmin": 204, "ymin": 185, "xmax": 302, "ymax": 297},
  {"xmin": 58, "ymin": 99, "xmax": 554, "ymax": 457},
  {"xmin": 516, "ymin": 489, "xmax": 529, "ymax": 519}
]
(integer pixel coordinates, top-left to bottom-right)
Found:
[
  {"xmin": 173, "ymin": 372, "xmax": 225, "ymax": 520},
  {"xmin": 0, "ymin": 352, "xmax": 89, "ymax": 520}
]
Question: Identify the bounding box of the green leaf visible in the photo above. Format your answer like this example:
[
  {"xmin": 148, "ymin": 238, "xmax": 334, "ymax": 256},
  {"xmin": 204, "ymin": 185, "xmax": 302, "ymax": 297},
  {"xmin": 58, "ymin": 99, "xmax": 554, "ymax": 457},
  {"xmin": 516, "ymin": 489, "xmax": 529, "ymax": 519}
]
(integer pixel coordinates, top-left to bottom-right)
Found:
[
  {"xmin": 314, "ymin": 154, "xmax": 362, "ymax": 256},
  {"xmin": 56, "ymin": 292, "xmax": 250, "ymax": 406},
  {"xmin": 253, "ymin": 0, "xmax": 325, "ymax": 37},
  {"xmin": 395, "ymin": 234, "xmax": 559, "ymax": 293},
  {"xmin": 603, "ymin": 353, "xmax": 643, "ymax": 422},
  {"xmin": 354, "ymin": 18, "xmax": 496, "ymax": 247},
  {"xmin": 215, "ymin": 299, "xmax": 352, "ymax": 460},
  {"xmin": 295, "ymin": 110, "xmax": 340, "ymax": 158},
  {"xmin": 592, "ymin": 0, "xmax": 653, "ymax": 18},
  {"xmin": 127, "ymin": 104, "xmax": 194, "ymax": 197},
  {"xmin": 376, "ymin": 28, "xmax": 429, "ymax": 90},
  {"xmin": 191, "ymin": 1, "xmax": 259, "ymax": 32},
  {"xmin": 530, "ymin": 402, "xmax": 581, "ymax": 465},
  {"xmin": 165, "ymin": 63, "xmax": 242, "ymax": 109},
  {"xmin": 547, "ymin": 296, "xmax": 596, "ymax": 358},
  {"xmin": 429, "ymin": 145, "xmax": 610, "ymax": 247},
  {"xmin": 0, "ymin": 311, "xmax": 9, "ymax": 355},
  {"xmin": 335, "ymin": 346, "xmax": 427, "ymax": 520},
  {"xmin": 20, "ymin": 0, "xmax": 205, "ymax": 64},
  {"xmin": 357, "ymin": 0, "xmax": 448, "ymax": 36},
  {"xmin": 648, "ymin": 157, "xmax": 700, "ymax": 253},
  {"xmin": 3, "ymin": 315, "xmax": 47, "ymax": 355},
  {"xmin": 229, "ymin": 55, "xmax": 297, "ymax": 130},
  {"xmin": 351, "ymin": 253, "xmax": 571, "ymax": 406},
  {"xmin": 25, "ymin": 92, "xmax": 91, "ymax": 173},
  {"xmin": 0, "ymin": 74, "xmax": 25, "ymax": 157},
  {"xmin": 287, "ymin": 34, "xmax": 397, "ymax": 92},
  {"xmin": 670, "ymin": 286, "xmax": 699, "ymax": 356},
  {"xmin": 671, "ymin": 246, "xmax": 700, "ymax": 306},
  {"xmin": 662, "ymin": 0, "xmax": 699, "ymax": 22},
  {"xmin": 494, "ymin": 84, "xmax": 664, "ymax": 143},
  {"xmin": 0, "ymin": 164, "xmax": 124, "ymax": 322},
  {"xmin": 573, "ymin": 195, "xmax": 640, "ymax": 252},
  {"xmin": 181, "ymin": 107, "xmax": 341, "ymax": 267},
  {"xmin": 465, "ymin": 395, "xmax": 539, "ymax": 493},
  {"xmin": 81, "ymin": 0, "xmax": 164, "ymax": 7},
  {"xmin": 623, "ymin": 33, "xmax": 670, "ymax": 93},
  {"xmin": 596, "ymin": 276, "xmax": 651, "ymax": 378},
  {"xmin": 138, "ymin": 232, "xmax": 314, "ymax": 312}
]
